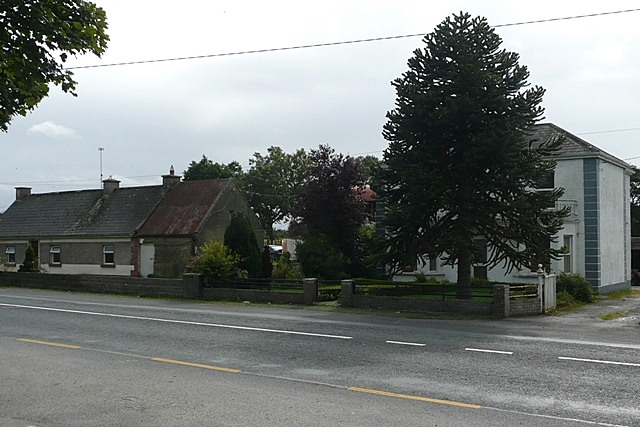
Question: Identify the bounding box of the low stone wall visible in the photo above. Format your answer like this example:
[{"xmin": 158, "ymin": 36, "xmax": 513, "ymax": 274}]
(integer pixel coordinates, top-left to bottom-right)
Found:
[
  {"xmin": 509, "ymin": 296, "xmax": 541, "ymax": 316},
  {"xmin": 0, "ymin": 271, "xmax": 184, "ymax": 298}
]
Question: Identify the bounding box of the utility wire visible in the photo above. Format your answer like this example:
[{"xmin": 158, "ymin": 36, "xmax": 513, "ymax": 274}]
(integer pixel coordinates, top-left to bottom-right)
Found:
[{"xmin": 67, "ymin": 8, "xmax": 640, "ymax": 70}]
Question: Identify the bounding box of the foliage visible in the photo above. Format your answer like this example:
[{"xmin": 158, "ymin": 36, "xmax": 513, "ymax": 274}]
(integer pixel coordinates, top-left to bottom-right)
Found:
[
  {"xmin": 183, "ymin": 155, "xmax": 243, "ymax": 181},
  {"xmin": 554, "ymin": 290, "xmax": 582, "ymax": 310},
  {"xmin": 18, "ymin": 245, "xmax": 35, "ymax": 272},
  {"xmin": 223, "ymin": 213, "xmax": 261, "ymax": 278},
  {"xmin": 631, "ymin": 166, "xmax": 640, "ymax": 236},
  {"xmin": 188, "ymin": 242, "xmax": 238, "ymax": 278},
  {"xmin": 379, "ymin": 12, "xmax": 569, "ymax": 292},
  {"xmin": 557, "ymin": 273, "xmax": 595, "ymax": 303},
  {"xmin": 244, "ymin": 147, "xmax": 310, "ymax": 242},
  {"xmin": 296, "ymin": 235, "xmax": 347, "ymax": 280},
  {"xmin": 1, "ymin": 0, "xmax": 109, "ymax": 131},
  {"xmin": 271, "ymin": 251, "xmax": 302, "ymax": 280},
  {"xmin": 355, "ymin": 155, "xmax": 382, "ymax": 184},
  {"xmin": 294, "ymin": 145, "xmax": 368, "ymax": 265}
]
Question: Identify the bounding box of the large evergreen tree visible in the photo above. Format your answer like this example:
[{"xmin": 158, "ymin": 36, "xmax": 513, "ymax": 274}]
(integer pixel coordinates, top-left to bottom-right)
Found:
[
  {"xmin": 380, "ymin": 12, "xmax": 569, "ymax": 293},
  {"xmin": 631, "ymin": 166, "xmax": 640, "ymax": 237}
]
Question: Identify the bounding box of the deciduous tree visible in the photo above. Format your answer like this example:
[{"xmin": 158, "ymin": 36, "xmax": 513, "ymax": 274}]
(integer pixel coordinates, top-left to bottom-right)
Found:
[
  {"xmin": 243, "ymin": 147, "xmax": 310, "ymax": 242},
  {"xmin": 380, "ymin": 12, "xmax": 569, "ymax": 293},
  {"xmin": 1, "ymin": 0, "xmax": 109, "ymax": 131},
  {"xmin": 183, "ymin": 155, "xmax": 243, "ymax": 181},
  {"xmin": 294, "ymin": 145, "xmax": 367, "ymax": 277}
]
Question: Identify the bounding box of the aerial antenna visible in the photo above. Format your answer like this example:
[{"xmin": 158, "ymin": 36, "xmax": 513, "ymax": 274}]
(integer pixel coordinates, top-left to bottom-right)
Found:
[{"xmin": 98, "ymin": 147, "xmax": 104, "ymax": 187}]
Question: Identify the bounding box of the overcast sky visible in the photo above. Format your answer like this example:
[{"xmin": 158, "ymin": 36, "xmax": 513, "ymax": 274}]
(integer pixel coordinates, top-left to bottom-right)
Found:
[{"xmin": 1, "ymin": 0, "xmax": 640, "ymax": 212}]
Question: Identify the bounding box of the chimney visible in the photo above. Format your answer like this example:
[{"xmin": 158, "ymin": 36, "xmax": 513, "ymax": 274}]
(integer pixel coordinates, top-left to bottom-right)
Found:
[
  {"xmin": 15, "ymin": 187, "xmax": 31, "ymax": 200},
  {"xmin": 162, "ymin": 165, "xmax": 181, "ymax": 192},
  {"xmin": 103, "ymin": 176, "xmax": 120, "ymax": 196}
]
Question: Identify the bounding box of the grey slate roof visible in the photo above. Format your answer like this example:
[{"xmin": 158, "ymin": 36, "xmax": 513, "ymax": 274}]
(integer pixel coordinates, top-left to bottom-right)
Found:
[
  {"xmin": 0, "ymin": 186, "xmax": 164, "ymax": 239},
  {"xmin": 529, "ymin": 123, "xmax": 633, "ymax": 170}
]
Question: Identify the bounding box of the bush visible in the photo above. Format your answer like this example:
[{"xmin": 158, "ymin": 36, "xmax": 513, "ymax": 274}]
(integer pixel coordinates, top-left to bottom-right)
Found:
[
  {"xmin": 224, "ymin": 213, "xmax": 261, "ymax": 278},
  {"xmin": 188, "ymin": 242, "xmax": 239, "ymax": 278},
  {"xmin": 19, "ymin": 245, "xmax": 35, "ymax": 272},
  {"xmin": 272, "ymin": 251, "xmax": 301, "ymax": 280},
  {"xmin": 557, "ymin": 273, "xmax": 595, "ymax": 303},
  {"xmin": 296, "ymin": 235, "xmax": 347, "ymax": 280}
]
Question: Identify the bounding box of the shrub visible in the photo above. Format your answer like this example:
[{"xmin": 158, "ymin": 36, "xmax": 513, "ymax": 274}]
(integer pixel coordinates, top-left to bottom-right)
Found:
[
  {"xmin": 19, "ymin": 245, "xmax": 35, "ymax": 272},
  {"xmin": 296, "ymin": 235, "xmax": 347, "ymax": 280},
  {"xmin": 188, "ymin": 242, "xmax": 239, "ymax": 278},
  {"xmin": 224, "ymin": 213, "xmax": 261, "ymax": 278},
  {"xmin": 272, "ymin": 251, "xmax": 301, "ymax": 280},
  {"xmin": 557, "ymin": 273, "xmax": 595, "ymax": 303}
]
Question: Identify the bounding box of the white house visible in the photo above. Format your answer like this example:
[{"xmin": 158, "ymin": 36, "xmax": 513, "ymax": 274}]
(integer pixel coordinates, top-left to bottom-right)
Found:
[{"xmin": 406, "ymin": 123, "xmax": 633, "ymax": 294}]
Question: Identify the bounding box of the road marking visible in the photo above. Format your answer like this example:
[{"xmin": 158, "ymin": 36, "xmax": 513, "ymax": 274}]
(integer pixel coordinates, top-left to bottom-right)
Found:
[
  {"xmin": 485, "ymin": 405, "xmax": 631, "ymax": 427},
  {"xmin": 0, "ymin": 303, "xmax": 353, "ymax": 340},
  {"xmin": 558, "ymin": 356, "xmax": 640, "ymax": 367},
  {"xmin": 347, "ymin": 387, "xmax": 481, "ymax": 409},
  {"xmin": 505, "ymin": 335, "xmax": 640, "ymax": 350},
  {"xmin": 386, "ymin": 340, "xmax": 426, "ymax": 347},
  {"xmin": 465, "ymin": 348, "xmax": 513, "ymax": 355},
  {"xmin": 152, "ymin": 358, "xmax": 240, "ymax": 373},
  {"xmin": 17, "ymin": 338, "xmax": 80, "ymax": 349}
]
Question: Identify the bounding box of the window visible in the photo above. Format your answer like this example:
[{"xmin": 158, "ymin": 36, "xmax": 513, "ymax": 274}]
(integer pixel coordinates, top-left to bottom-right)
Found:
[
  {"xmin": 50, "ymin": 246, "xmax": 60, "ymax": 265},
  {"xmin": 473, "ymin": 239, "xmax": 488, "ymax": 279},
  {"xmin": 535, "ymin": 172, "xmax": 556, "ymax": 208},
  {"xmin": 5, "ymin": 247, "xmax": 15, "ymax": 264},
  {"xmin": 563, "ymin": 235, "xmax": 572, "ymax": 273},
  {"xmin": 429, "ymin": 256, "xmax": 437, "ymax": 271},
  {"xmin": 103, "ymin": 245, "xmax": 114, "ymax": 265}
]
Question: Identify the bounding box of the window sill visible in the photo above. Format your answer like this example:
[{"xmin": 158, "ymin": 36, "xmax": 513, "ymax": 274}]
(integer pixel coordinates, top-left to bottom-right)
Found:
[{"xmin": 101, "ymin": 264, "xmax": 116, "ymax": 268}]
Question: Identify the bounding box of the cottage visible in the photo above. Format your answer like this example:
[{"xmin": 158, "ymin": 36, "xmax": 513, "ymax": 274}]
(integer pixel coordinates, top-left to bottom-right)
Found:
[{"xmin": 0, "ymin": 168, "xmax": 263, "ymax": 277}]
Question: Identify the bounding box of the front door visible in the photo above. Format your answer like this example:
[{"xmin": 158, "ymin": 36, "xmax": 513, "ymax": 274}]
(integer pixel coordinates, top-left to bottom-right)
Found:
[{"xmin": 139, "ymin": 243, "xmax": 155, "ymax": 278}]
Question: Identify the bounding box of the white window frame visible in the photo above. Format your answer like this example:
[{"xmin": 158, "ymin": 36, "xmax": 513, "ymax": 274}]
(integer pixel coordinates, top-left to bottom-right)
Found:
[
  {"xmin": 103, "ymin": 245, "xmax": 114, "ymax": 265},
  {"xmin": 5, "ymin": 246, "xmax": 15, "ymax": 264},
  {"xmin": 50, "ymin": 246, "xmax": 61, "ymax": 265}
]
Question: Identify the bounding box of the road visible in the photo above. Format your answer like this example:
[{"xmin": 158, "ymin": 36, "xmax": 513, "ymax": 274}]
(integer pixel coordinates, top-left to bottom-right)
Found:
[{"xmin": 1, "ymin": 287, "xmax": 639, "ymax": 426}]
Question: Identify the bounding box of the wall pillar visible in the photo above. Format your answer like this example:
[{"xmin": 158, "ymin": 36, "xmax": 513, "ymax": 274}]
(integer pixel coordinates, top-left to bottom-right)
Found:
[
  {"xmin": 183, "ymin": 273, "xmax": 203, "ymax": 299},
  {"xmin": 341, "ymin": 280, "xmax": 355, "ymax": 307},
  {"xmin": 303, "ymin": 278, "xmax": 318, "ymax": 305},
  {"xmin": 492, "ymin": 284, "xmax": 510, "ymax": 318}
]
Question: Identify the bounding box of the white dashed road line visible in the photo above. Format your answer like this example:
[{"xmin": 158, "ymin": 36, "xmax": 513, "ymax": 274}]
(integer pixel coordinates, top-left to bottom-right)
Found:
[
  {"xmin": 558, "ymin": 356, "xmax": 640, "ymax": 367},
  {"xmin": 465, "ymin": 348, "xmax": 513, "ymax": 355}
]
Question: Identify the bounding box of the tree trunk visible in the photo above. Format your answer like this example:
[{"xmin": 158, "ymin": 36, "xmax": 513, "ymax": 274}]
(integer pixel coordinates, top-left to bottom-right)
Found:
[{"xmin": 456, "ymin": 246, "xmax": 472, "ymax": 299}]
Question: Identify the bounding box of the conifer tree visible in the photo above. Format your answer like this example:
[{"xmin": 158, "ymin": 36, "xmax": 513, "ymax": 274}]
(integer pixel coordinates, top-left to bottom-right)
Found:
[{"xmin": 380, "ymin": 12, "xmax": 569, "ymax": 294}]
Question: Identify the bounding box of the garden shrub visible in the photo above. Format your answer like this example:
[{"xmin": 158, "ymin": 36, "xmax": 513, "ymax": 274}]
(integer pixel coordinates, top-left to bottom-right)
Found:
[
  {"xmin": 272, "ymin": 251, "xmax": 301, "ymax": 280},
  {"xmin": 188, "ymin": 241, "xmax": 239, "ymax": 278},
  {"xmin": 224, "ymin": 213, "xmax": 261, "ymax": 278},
  {"xmin": 296, "ymin": 235, "xmax": 347, "ymax": 280},
  {"xmin": 557, "ymin": 273, "xmax": 595, "ymax": 303}
]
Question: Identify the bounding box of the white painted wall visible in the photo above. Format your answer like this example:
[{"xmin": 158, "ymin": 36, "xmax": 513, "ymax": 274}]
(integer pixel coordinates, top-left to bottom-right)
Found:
[
  {"xmin": 40, "ymin": 263, "xmax": 134, "ymax": 275},
  {"xmin": 599, "ymin": 161, "xmax": 629, "ymax": 286}
]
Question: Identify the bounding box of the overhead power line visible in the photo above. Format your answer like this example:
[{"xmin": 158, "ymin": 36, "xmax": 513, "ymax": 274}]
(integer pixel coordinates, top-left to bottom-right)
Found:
[{"xmin": 67, "ymin": 8, "xmax": 640, "ymax": 70}]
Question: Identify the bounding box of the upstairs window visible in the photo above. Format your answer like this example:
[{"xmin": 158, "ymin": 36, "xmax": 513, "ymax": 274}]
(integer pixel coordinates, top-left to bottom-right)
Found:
[
  {"xmin": 50, "ymin": 246, "xmax": 61, "ymax": 265},
  {"xmin": 5, "ymin": 247, "xmax": 15, "ymax": 264},
  {"xmin": 103, "ymin": 245, "xmax": 114, "ymax": 265}
]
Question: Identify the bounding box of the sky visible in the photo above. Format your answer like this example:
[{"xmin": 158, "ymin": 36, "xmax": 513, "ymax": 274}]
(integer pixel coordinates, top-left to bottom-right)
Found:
[{"xmin": 2, "ymin": 0, "xmax": 640, "ymax": 212}]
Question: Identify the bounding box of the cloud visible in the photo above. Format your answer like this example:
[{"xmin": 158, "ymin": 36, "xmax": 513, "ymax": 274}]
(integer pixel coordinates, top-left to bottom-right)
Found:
[{"xmin": 27, "ymin": 121, "xmax": 80, "ymax": 139}]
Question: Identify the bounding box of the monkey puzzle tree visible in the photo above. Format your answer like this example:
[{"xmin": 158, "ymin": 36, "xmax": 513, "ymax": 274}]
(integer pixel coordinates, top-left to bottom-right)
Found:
[{"xmin": 380, "ymin": 12, "xmax": 569, "ymax": 295}]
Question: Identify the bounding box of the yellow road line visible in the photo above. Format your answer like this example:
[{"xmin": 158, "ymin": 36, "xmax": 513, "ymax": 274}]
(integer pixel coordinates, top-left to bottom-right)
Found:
[
  {"xmin": 348, "ymin": 387, "xmax": 481, "ymax": 409},
  {"xmin": 152, "ymin": 358, "xmax": 240, "ymax": 373},
  {"xmin": 17, "ymin": 338, "xmax": 80, "ymax": 349}
]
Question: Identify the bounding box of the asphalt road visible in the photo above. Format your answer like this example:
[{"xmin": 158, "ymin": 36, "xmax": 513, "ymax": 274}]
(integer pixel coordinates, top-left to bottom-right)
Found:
[{"xmin": 1, "ymin": 287, "xmax": 639, "ymax": 427}]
